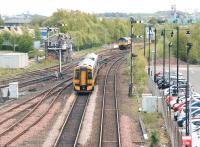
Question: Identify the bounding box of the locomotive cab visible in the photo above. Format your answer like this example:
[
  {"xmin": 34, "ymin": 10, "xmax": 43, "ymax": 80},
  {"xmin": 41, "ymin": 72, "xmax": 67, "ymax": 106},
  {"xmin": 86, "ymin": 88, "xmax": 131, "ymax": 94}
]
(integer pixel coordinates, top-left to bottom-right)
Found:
[{"xmin": 73, "ymin": 53, "xmax": 98, "ymax": 93}]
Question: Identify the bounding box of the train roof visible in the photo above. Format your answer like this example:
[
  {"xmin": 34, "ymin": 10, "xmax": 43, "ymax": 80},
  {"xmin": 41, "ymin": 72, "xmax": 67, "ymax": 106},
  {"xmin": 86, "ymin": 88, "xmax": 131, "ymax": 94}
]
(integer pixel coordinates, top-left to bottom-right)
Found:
[
  {"xmin": 78, "ymin": 53, "xmax": 98, "ymax": 69},
  {"xmin": 118, "ymin": 37, "xmax": 131, "ymax": 41},
  {"xmin": 83, "ymin": 53, "xmax": 98, "ymax": 61},
  {"xmin": 78, "ymin": 58, "xmax": 96, "ymax": 68}
]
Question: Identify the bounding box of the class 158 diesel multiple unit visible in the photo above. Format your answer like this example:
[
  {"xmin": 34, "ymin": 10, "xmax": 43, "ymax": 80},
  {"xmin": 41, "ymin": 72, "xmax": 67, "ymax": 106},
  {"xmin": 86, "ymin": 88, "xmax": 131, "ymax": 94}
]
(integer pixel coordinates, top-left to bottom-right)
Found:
[
  {"xmin": 73, "ymin": 53, "xmax": 98, "ymax": 93},
  {"xmin": 118, "ymin": 37, "xmax": 131, "ymax": 50}
]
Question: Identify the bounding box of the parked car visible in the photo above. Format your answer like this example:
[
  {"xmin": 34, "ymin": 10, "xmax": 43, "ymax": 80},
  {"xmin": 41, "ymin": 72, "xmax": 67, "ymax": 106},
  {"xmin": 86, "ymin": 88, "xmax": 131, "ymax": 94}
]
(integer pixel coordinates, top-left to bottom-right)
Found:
[
  {"xmin": 177, "ymin": 109, "xmax": 200, "ymax": 127},
  {"xmin": 174, "ymin": 100, "xmax": 200, "ymax": 121}
]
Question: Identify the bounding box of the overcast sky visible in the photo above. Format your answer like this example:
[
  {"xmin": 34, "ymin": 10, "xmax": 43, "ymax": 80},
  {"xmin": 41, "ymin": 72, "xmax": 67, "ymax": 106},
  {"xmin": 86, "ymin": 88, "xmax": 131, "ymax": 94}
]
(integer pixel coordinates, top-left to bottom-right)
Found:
[{"xmin": 0, "ymin": 0, "xmax": 199, "ymax": 16}]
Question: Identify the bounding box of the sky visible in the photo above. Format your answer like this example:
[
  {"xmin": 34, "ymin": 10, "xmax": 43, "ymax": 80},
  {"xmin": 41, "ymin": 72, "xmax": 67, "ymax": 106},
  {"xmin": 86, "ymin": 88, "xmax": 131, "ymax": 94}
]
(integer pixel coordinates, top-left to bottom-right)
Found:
[{"xmin": 0, "ymin": 0, "xmax": 199, "ymax": 16}]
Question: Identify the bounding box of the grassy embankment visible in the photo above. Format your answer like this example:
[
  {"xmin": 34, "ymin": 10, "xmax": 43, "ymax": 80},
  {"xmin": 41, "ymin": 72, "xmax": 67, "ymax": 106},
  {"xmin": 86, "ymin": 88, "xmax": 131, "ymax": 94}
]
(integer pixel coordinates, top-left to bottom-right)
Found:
[{"xmin": 124, "ymin": 48, "xmax": 169, "ymax": 146}]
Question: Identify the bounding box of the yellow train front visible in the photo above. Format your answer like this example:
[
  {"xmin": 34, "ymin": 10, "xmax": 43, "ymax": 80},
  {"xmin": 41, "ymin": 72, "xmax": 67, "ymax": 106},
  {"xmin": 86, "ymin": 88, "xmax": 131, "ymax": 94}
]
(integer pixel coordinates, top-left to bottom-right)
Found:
[
  {"xmin": 73, "ymin": 53, "xmax": 98, "ymax": 93},
  {"xmin": 118, "ymin": 37, "xmax": 131, "ymax": 50}
]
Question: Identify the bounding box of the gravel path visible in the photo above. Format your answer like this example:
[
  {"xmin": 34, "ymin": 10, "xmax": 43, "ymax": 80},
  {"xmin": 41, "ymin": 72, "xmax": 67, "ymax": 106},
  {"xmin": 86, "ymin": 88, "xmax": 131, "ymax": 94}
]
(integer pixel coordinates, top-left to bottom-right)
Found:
[
  {"xmin": 78, "ymin": 86, "xmax": 98, "ymax": 146},
  {"xmin": 118, "ymin": 63, "xmax": 145, "ymax": 147},
  {"xmin": 42, "ymin": 93, "xmax": 76, "ymax": 147},
  {"xmin": 10, "ymin": 102, "xmax": 61, "ymax": 146}
]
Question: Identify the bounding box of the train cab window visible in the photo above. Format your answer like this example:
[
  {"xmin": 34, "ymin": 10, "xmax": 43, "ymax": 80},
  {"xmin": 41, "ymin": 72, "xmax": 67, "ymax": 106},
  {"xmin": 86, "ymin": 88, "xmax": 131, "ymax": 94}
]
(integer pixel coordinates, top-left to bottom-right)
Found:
[
  {"xmin": 75, "ymin": 71, "xmax": 80, "ymax": 79},
  {"xmin": 88, "ymin": 71, "xmax": 92, "ymax": 79}
]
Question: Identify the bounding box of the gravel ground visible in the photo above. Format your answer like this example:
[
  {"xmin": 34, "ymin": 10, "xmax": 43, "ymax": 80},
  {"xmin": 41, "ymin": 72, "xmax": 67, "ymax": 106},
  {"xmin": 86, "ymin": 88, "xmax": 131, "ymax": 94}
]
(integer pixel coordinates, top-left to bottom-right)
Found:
[
  {"xmin": 117, "ymin": 63, "xmax": 145, "ymax": 147},
  {"xmin": 78, "ymin": 86, "xmax": 98, "ymax": 146},
  {"xmin": 10, "ymin": 102, "xmax": 61, "ymax": 147},
  {"xmin": 42, "ymin": 92, "xmax": 76, "ymax": 147},
  {"xmin": 10, "ymin": 87, "xmax": 74, "ymax": 147},
  {"xmin": 0, "ymin": 83, "xmax": 70, "ymax": 146},
  {"xmin": 76, "ymin": 63, "xmax": 110, "ymax": 147}
]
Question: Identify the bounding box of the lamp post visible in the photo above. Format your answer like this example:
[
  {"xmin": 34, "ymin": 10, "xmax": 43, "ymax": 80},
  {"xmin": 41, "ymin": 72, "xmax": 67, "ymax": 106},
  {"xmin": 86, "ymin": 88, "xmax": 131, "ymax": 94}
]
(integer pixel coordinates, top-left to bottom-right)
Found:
[
  {"xmin": 154, "ymin": 28, "xmax": 157, "ymax": 82},
  {"xmin": 176, "ymin": 27, "xmax": 179, "ymax": 96},
  {"xmin": 148, "ymin": 26, "xmax": 152, "ymax": 76},
  {"xmin": 168, "ymin": 31, "xmax": 174, "ymax": 96},
  {"xmin": 168, "ymin": 42, "xmax": 173, "ymax": 96},
  {"xmin": 161, "ymin": 29, "xmax": 166, "ymax": 89},
  {"xmin": 129, "ymin": 17, "xmax": 134, "ymax": 97},
  {"xmin": 185, "ymin": 30, "xmax": 192, "ymax": 137}
]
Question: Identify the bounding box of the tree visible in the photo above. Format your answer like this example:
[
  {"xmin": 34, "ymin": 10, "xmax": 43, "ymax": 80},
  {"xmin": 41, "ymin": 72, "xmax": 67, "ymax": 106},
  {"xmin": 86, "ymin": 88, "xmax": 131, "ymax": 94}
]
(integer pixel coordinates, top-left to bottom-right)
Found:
[
  {"xmin": 148, "ymin": 17, "xmax": 157, "ymax": 26},
  {"xmin": 34, "ymin": 26, "xmax": 42, "ymax": 41},
  {"xmin": 0, "ymin": 15, "xmax": 4, "ymax": 25},
  {"xmin": 17, "ymin": 34, "xmax": 34, "ymax": 52},
  {"xmin": 31, "ymin": 15, "xmax": 46, "ymax": 26},
  {"xmin": 42, "ymin": 9, "xmax": 141, "ymax": 51},
  {"xmin": 150, "ymin": 131, "xmax": 159, "ymax": 147}
]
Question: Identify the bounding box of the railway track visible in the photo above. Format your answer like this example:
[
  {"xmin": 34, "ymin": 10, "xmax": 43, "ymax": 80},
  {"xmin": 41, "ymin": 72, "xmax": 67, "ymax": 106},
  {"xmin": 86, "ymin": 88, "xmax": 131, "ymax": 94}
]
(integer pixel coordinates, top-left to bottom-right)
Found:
[
  {"xmin": 99, "ymin": 58, "xmax": 124, "ymax": 147},
  {"xmin": 0, "ymin": 49, "xmax": 128, "ymax": 146},
  {"xmin": 0, "ymin": 62, "xmax": 77, "ymax": 89},
  {"xmin": 0, "ymin": 77, "xmax": 72, "ymax": 125},
  {"xmin": 0, "ymin": 49, "xmax": 126, "ymax": 89},
  {"xmin": 53, "ymin": 52, "xmax": 128, "ymax": 147},
  {"xmin": 0, "ymin": 79, "xmax": 72, "ymax": 146},
  {"xmin": 0, "ymin": 47, "xmax": 120, "ymax": 87},
  {"xmin": 53, "ymin": 94, "xmax": 89, "ymax": 147}
]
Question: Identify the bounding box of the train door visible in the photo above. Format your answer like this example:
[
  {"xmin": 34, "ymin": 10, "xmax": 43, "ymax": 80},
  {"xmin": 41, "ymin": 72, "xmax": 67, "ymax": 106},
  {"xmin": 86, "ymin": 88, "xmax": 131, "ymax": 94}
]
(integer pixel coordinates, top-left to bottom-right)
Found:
[
  {"xmin": 80, "ymin": 68, "xmax": 87, "ymax": 91},
  {"xmin": 80, "ymin": 69, "xmax": 87, "ymax": 85}
]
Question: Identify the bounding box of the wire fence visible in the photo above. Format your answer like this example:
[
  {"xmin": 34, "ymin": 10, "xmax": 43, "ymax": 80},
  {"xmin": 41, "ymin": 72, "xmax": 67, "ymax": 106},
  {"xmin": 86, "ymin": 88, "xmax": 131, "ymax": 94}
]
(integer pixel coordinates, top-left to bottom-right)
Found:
[{"xmin": 148, "ymin": 77, "xmax": 183, "ymax": 147}]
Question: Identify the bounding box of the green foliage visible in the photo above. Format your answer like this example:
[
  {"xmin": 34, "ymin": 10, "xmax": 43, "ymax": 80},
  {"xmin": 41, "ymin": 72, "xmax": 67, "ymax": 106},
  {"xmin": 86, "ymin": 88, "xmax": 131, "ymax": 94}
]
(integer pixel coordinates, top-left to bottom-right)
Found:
[
  {"xmin": 34, "ymin": 26, "xmax": 42, "ymax": 41},
  {"xmin": 156, "ymin": 24, "xmax": 200, "ymax": 64},
  {"xmin": 0, "ymin": 15, "xmax": 4, "ymax": 25},
  {"xmin": 16, "ymin": 33, "xmax": 34, "ymax": 52},
  {"xmin": 0, "ymin": 31, "xmax": 34, "ymax": 53},
  {"xmin": 148, "ymin": 17, "xmax": 158, "ymax": 26},
  {"xmin": 28, "ymin": 49, "xmax": 44, "ymax": 58},
  {"xmin": 31, "ymin": 15, "xmax": 46, "ymax": 26},
  {"xmin": 0, "ymin": 59, "xmax": 59, "ymax": 79},
  {"xmin": 42, "ymin": 9, "xmax": 137, "ymax": 51},
  {"xmin": 132, "ymin": 48, "xmax": 148, "ymax": 95},
  {"xmin": 150, "ymin": 131, "xmax": 160, "ymax": 147}
]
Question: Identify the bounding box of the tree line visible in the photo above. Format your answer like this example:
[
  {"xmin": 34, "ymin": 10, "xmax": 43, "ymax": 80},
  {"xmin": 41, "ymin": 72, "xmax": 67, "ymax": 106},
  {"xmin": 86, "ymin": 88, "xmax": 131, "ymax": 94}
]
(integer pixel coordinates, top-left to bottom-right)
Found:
[
  {"xmin": 154, "ymin": 23, "xmax": 200, "ymax": 64},
  {"xmin": 0, "ymin": 30, "xmax": 34, "ymax": 53},
  {"xmin": 43, "ymin": 9, "xmax": 131, "ymax": 50}
]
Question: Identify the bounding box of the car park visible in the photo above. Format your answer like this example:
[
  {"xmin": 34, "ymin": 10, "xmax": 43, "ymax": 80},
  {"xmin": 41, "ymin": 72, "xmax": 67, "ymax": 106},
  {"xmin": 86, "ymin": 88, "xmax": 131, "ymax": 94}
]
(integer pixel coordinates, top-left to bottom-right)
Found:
[{"xmin": 157, "ymin": 70, "xmax": 200, "ymax": 142}]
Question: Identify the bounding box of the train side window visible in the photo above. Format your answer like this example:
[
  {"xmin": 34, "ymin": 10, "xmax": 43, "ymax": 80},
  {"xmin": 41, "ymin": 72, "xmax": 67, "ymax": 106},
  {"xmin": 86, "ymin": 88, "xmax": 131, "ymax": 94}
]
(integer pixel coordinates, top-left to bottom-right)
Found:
[
  {"xmin": 75, "ymin": 71, "xmax": 79, "ymax": 79},
  {"xmin": 88, "ymin": 72, "xmax": 92, "ymax": 79}
]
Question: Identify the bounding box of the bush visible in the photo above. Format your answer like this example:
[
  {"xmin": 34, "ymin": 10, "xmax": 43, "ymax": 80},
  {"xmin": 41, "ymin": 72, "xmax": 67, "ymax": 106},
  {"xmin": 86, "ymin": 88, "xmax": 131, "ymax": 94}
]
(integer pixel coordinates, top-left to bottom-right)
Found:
[
  {"xmin": 150, "ymin": 131, "xmax": 160, "ymax": 147},
  {"xmin": 132, "ymin": 48, "xmax": 148, "ymax": 95}
]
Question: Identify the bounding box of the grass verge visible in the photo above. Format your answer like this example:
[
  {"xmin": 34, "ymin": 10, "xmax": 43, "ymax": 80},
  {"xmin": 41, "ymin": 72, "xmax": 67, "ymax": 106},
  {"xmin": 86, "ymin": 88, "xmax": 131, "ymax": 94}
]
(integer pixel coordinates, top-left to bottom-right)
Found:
[
  {"xmin": 74, "ymin": 46, "xmax": 104, "ymax": 58},
  {"xmin": 128, "ymin": 48, "xmax": 169, "ymax": 146},
  {"xmin": 0, "ymin": 60, "xmax": 59, "ymax": 80}
]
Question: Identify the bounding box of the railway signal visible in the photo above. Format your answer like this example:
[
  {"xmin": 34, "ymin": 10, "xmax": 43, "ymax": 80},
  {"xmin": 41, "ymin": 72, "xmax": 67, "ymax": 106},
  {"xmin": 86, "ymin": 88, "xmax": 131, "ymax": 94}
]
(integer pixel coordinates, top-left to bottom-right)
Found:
[{"xmin": 129, "ymin": 17, "xmax": 143, "ymax": 96}]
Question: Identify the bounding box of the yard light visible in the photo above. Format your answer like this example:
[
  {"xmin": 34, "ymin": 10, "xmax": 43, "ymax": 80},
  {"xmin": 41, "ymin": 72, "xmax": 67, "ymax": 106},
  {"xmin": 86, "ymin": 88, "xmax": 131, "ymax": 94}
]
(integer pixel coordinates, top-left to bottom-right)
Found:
[
  {"xmin": 129, "ymin": 17, "xmax": 134, "ymax": 97},
  {"xmin": 147, "ymin": 26, "xmax": 152, "ymax": 76},
  {"xmin": 184, "ymin": 29, "xmax": 192, "ymax": 140},
  {"xmin": 161, "ymin": 29, "xmax": 166, "ymax": 89},
  {"xmin": 128, "ymin": 17, "xmax": 139, "ymax": 97},
  {"xmin": 185, "ymin": 42, "xmax": 192, "ymax": 137},
  {"xmin": 168, "ymin": 41, "xmax": 173, "ymax": 96},
  {"xmin": 154, "ymin": 28, "xmax": 157, "ymax": 82}
]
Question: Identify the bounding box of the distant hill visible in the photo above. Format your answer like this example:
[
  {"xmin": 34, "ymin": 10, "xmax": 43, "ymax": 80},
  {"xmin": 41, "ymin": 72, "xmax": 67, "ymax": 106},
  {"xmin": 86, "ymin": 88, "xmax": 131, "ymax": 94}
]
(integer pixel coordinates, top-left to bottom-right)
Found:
[{"xmin": 95, "ymin": 11, "xmax": 198, "ymax": 21}]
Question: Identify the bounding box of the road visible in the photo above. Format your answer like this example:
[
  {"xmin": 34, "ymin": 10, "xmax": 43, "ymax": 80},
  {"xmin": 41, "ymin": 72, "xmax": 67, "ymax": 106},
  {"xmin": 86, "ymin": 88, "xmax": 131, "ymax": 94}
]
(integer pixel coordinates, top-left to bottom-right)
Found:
[{"xmin": 155, "ymin": 64, "xmax": 200, "ymax": 93}]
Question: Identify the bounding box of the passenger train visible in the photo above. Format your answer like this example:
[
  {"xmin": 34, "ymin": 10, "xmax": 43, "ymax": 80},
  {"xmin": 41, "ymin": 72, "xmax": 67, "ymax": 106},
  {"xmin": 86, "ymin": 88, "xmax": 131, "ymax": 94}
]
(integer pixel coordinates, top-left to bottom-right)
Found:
[
  {"xmin": 73, "ymin": 53, "xmax": 98, "ymax": 93},
  {"xmin": 118, "ymin": 37, "xmax": 131, "ymax": 50}
]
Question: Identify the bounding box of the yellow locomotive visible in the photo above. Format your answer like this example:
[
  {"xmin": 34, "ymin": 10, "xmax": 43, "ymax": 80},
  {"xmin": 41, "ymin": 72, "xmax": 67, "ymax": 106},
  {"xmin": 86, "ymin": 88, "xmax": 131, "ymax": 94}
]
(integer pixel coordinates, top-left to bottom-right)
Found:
[
  {"xmin": 73, "ymin": 53, "xmax": 98, "ymax": 93},
  {"xmin": 118, "ymin": 37, "xmax": 131, "ymax": 50}
]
